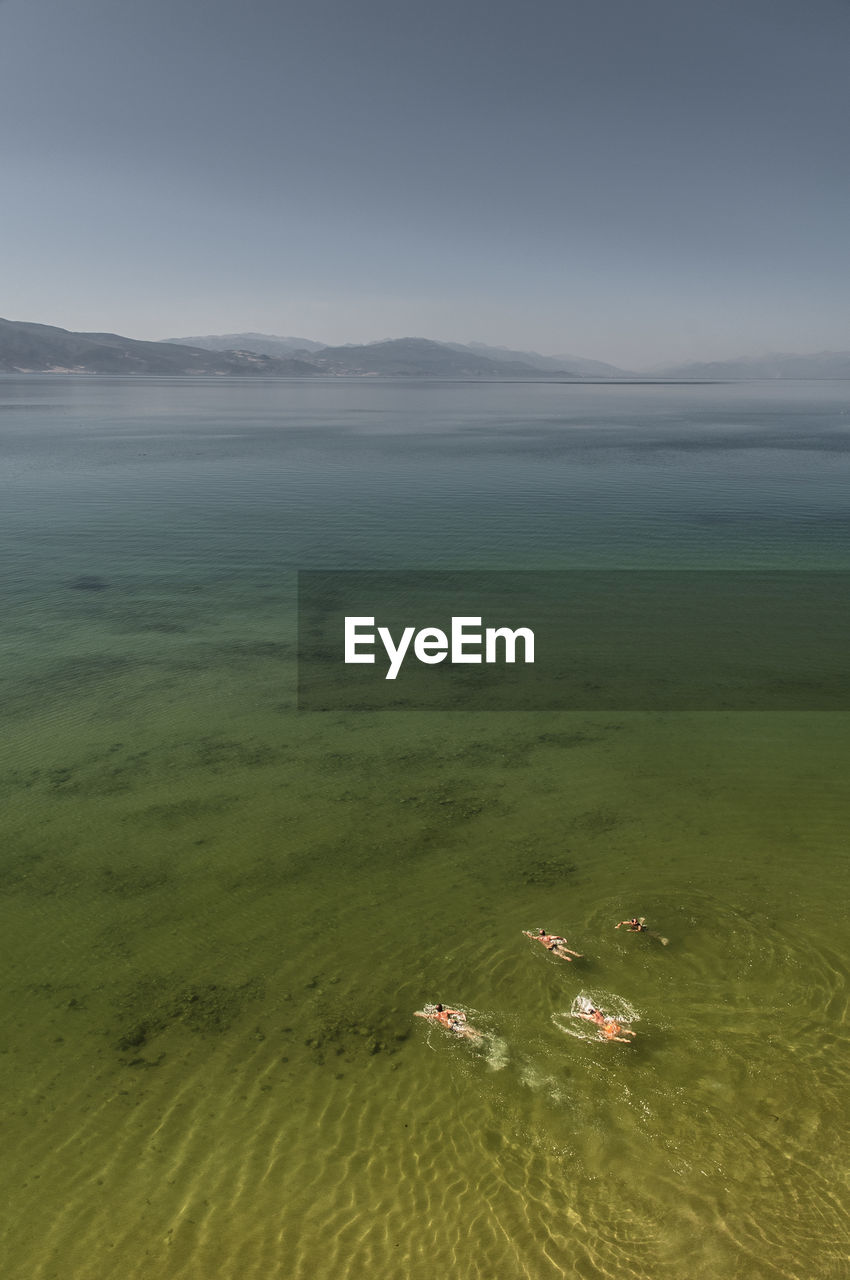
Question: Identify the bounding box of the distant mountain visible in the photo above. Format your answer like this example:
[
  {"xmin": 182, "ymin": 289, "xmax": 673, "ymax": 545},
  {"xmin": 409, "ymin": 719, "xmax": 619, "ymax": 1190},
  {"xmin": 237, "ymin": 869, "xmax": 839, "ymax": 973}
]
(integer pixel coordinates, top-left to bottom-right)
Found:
[
  {"xmin": 0, "ymin": 319, "xmax": 320, "ymax": 375},
  {"xmin": 8, "ymin": 317, "xmax": 849, "ymax": 381},
  {"xmin": 547, "ymin": 350, "xmax": 635, "ymax": 378},
  {"xmin": 652, "ymin": 351, "xmax": 850, "ymax": 379},
  {"xmin": 164, "ymin": 331, "xmax": 326, "ymax": 356},
  {"xmin": 0, "ymin": 323, "xmax": 577, "ymax": 378},
  {"xmin": 304, "ymin": 337, "xmax": 580, "ymax": 377},
  {"xmin": 451, "ymin": 341, "xmax": 632, "ymax": 378},
  {"xmin": 178, "ymin": 332, "xmax": 620, "ymax": 377}
]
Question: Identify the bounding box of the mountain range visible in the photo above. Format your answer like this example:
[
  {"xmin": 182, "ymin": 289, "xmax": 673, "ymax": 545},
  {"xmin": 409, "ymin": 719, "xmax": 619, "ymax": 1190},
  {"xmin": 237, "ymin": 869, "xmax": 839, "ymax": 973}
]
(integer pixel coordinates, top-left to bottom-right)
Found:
[
  {"xmin": 445, "ymin": 341, "xmax": 629, "ymax": 378},
  {"xmin": 280, "ymin": 337, "xmax": 581, "ymax": 377},
  {"xmin": 0, "ymin": 322, "xmax": 581, "ymax": 378},
  {"xmin": 2, "ymin": 317, "xmax": 850, "ymax": 379},
  {"xmin": 163, "ymin": 332, "xmax": 327, "ymax": 357},
  {"xmin": 0, "ymin": 319, "xmax": 318, "ymax": 376},
  {"xmin": 650, "ymin": 351, "xmax": 850, "ymax": 379},
  {"xmin": 166, "ymin": 332, "xmax": 627, "ymax": 376}
]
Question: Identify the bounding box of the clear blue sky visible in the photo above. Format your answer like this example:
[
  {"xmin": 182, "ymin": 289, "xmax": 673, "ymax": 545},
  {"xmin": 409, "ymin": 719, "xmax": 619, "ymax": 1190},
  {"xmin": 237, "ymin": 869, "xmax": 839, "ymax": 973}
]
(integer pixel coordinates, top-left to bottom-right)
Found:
[{"xmin": 2, "ymin": 0, "xmax": 848, "ymax": 366}]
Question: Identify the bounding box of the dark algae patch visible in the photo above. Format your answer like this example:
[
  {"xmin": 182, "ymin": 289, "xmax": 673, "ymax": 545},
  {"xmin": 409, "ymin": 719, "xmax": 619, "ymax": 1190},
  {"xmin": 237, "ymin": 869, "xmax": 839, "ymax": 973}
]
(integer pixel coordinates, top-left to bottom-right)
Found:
[
  {"xmin": 397, "ymin": 780, "xmax": 490, "ymax": 825},
  {"xmin": 569, "ymin": 806, "xmax": 626, "ymax": 836},
  {"xmin": 192, "ymin": 735, "xmax": 286, "ymax": 770},
  {"xmin": 517, "ymin": 851, "xmax": 578, "ymax": 887},
  {"xmin": 98, "ymin": 861, "xmax": 171, "ymax": 898},
  {"xmin": 115, "ymin": 976, "xmax": 265, "ymax": 1054},
  {"xmin": 298, "ymin": 977, "xmax": 410, "ymax": 1067},
  {"xmin": 128, "ymin": 793, "xmax": 239, "ymax": 828}
]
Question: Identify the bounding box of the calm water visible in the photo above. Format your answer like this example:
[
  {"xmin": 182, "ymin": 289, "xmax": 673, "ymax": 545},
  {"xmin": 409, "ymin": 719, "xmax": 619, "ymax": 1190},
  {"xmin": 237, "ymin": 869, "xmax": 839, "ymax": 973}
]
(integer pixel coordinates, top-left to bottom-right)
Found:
[{"xmin": 1, "ymin": 376, "xmax": 848, "ymax": 1279}]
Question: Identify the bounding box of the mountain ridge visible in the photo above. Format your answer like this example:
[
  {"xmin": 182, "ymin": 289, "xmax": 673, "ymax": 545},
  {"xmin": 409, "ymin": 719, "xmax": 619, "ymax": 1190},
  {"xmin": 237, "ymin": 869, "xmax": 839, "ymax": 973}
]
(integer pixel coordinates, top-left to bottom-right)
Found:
[
  {"xmin": 652, "ymin": 351, "xmax": 850, "ymax": 379},
  {"xmin": 168, "ymin": 332, "xmax": 629, "ymax": 377},
  {"xmin": 0, "ymin": 322, "xmax": 581, "ymax": 378},
  {"xmin": 301, "ymin": 337, "xmax": 580, "ymax": 378},
  {"xmin": 162, "ymin": 331, "xmax": 326, "ymax": 356},
  {"xmin": 4, "ymin": 318, "xmax": 850, "ymax": 379},
  {"xmin": 0, "ymin": 319, "xmax": 320, "ymax": 376},
  {"xmin": 451, "ymin": 340, "xmax": 632, "ymax": 378}
]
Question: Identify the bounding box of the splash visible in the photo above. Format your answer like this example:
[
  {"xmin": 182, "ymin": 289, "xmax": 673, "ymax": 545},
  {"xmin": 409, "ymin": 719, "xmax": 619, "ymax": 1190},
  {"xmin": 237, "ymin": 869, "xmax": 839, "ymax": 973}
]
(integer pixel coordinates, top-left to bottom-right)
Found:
[{"xmin": 552, "ymin": 991, "xmax": 640, "ymax": 1042}]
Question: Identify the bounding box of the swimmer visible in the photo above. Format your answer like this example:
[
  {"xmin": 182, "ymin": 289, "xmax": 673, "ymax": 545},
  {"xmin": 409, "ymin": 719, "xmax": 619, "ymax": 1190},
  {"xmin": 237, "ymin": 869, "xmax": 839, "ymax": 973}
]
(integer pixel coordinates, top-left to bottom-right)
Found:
[
  {"xmin": 616, "ymin": 917, "xmax": 647, "ymax": 932},
  {"xmin": 615, "ymin": 916, "xmax": 669, "ymax": 945},
  {"xmin": 415, "ymin": 1003, "xmax": 483, "ymax": 1041},
  {"xmin": 523, "ymin": 928, "xmax": 583, "ymax": 961},
  {"xmin": 576, "ymin": 1004, "xmax": 636, "ymax": 1043}
]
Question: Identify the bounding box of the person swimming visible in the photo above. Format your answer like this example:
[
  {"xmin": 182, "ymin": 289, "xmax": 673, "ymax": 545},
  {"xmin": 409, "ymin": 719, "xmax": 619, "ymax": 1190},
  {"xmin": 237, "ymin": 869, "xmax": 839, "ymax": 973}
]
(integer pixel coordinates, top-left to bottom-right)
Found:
[
  {"xmin": 615, "ymin": 916, "xmax": 669, "ymax": 945},
  {"xmin": 616, "ymin": 917, "xmax": 647, "ymax": 932},
  {"xmin": 576, "ymin": 1003, "xmax": 636, "ymax": 1043},
  {"xmin": 523, "ymin": 928, "xmax": 583, "ymax": 960},
  {"xmin": 415, "ymin": 1004, "xmax": 483, "ymax": 1041}
]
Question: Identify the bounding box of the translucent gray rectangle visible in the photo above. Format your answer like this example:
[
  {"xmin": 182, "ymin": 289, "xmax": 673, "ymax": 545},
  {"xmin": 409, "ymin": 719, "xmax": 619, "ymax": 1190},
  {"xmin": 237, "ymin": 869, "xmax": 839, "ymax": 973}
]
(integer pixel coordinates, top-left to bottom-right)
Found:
[{"xmin": 297, "ymin": 571, "xmax": 850, "ymax": 711}]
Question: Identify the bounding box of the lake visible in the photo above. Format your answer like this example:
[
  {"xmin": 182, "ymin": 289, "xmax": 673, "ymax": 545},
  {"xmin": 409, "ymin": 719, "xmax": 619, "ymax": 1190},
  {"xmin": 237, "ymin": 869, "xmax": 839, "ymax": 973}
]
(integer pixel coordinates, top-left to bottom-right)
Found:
[{"xmin": 1, "ymin": 375, "xmax": 848, "ymax": 1279}]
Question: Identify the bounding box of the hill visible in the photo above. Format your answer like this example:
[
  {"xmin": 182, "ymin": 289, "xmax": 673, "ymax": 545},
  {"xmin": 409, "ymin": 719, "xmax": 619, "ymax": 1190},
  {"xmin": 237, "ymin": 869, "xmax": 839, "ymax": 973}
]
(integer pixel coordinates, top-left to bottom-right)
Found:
[
  {"xmin": 452, "ymin": 341, "xmax": 632, "ymax": 378},
  {"xmin": 8, "ymin": 318, "xmax": 848, "ymax": 380},
  {"xmin": 165, "ymin": 334, "xmax": 584, "ymax": 377},
  {"xmin": 164, "ymin": 331, "xmax": 326, "ymax": 357},
  {"xmin": 0, "ymin": 319, "xmax": 320, "ymax": 375},
  {"xmin": 653, "ymin": 351, "xmax": 850, "ymax": 379},
  {"xmin": 176, "ymin": 332, "xmax": 623, "ymax": 377},
  {"xmin": 305, "ymin": 337, "xmax": 580, "ymax": 377},
  {"xmin": 1, "ymin": 323, "xmax": 579, "ymax": 378}
]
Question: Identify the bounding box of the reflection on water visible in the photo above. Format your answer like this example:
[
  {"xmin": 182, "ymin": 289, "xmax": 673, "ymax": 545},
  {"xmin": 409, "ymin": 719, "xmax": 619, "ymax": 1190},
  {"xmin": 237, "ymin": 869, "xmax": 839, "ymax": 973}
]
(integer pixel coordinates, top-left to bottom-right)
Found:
[{"xmin": 0, "ymin": 377, "xmax": 848, "ymax": 1279}]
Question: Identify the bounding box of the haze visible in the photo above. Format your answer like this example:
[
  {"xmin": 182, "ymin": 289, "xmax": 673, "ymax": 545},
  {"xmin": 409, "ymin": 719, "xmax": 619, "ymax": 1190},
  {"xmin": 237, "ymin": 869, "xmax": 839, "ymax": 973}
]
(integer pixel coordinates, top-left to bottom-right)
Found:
[{"xmin": 1, "ymin": 0, "xmax": 847, "ymax": 368}]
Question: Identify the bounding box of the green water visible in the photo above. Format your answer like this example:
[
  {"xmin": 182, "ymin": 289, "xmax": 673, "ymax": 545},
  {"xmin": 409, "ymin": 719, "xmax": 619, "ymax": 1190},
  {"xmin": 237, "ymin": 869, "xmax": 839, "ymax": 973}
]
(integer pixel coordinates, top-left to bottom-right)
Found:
[{"xmin": 1, "ymin": 376, "xmax": 848, "ymax": 1279}]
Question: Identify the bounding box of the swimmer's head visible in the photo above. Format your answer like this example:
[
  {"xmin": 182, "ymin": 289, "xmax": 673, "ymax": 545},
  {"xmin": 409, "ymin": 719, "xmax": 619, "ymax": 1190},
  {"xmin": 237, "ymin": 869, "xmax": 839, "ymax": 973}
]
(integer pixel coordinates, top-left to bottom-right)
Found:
[{"xmin": 436, "ymin": 1004, "xmax": 443, "ymax": 1012}]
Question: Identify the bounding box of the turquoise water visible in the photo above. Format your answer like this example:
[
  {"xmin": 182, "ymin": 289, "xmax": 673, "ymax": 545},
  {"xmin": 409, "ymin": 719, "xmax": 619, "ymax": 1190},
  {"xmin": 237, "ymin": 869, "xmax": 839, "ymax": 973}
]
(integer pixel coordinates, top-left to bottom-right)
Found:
[{"xmin": 1, "ymin": 376, "xmax": 848, "ymax": 1279}]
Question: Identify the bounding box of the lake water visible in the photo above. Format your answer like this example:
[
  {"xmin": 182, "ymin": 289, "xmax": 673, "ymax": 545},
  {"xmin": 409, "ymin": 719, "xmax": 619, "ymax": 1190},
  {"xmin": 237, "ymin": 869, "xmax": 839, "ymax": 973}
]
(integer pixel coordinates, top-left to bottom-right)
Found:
[{"xmin": 1, "ymin": 376, "xmax": 848, "ymax": 1279}]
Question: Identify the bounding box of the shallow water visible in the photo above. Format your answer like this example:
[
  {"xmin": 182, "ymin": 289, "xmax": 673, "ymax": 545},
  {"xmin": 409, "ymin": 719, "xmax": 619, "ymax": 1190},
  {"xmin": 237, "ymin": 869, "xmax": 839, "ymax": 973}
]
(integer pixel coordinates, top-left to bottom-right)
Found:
[{"xmin": 1, "ymin": 376, "xmax": 848, "ymax": 1279}]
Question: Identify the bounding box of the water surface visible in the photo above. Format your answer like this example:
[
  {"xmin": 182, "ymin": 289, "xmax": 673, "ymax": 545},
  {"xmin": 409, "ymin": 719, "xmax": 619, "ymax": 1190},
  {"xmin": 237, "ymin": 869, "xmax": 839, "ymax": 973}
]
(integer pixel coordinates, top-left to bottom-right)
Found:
[{"xmin": 1, "ymin": 376, "xmax": 848, "ymax": 1279}]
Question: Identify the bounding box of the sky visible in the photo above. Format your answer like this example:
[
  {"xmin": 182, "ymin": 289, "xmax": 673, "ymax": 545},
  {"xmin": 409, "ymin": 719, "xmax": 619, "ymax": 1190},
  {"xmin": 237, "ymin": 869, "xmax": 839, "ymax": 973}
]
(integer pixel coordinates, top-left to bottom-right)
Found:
[{"xmin": 1, "ymin": 0, "xmax": 848, "ymax": 367}]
